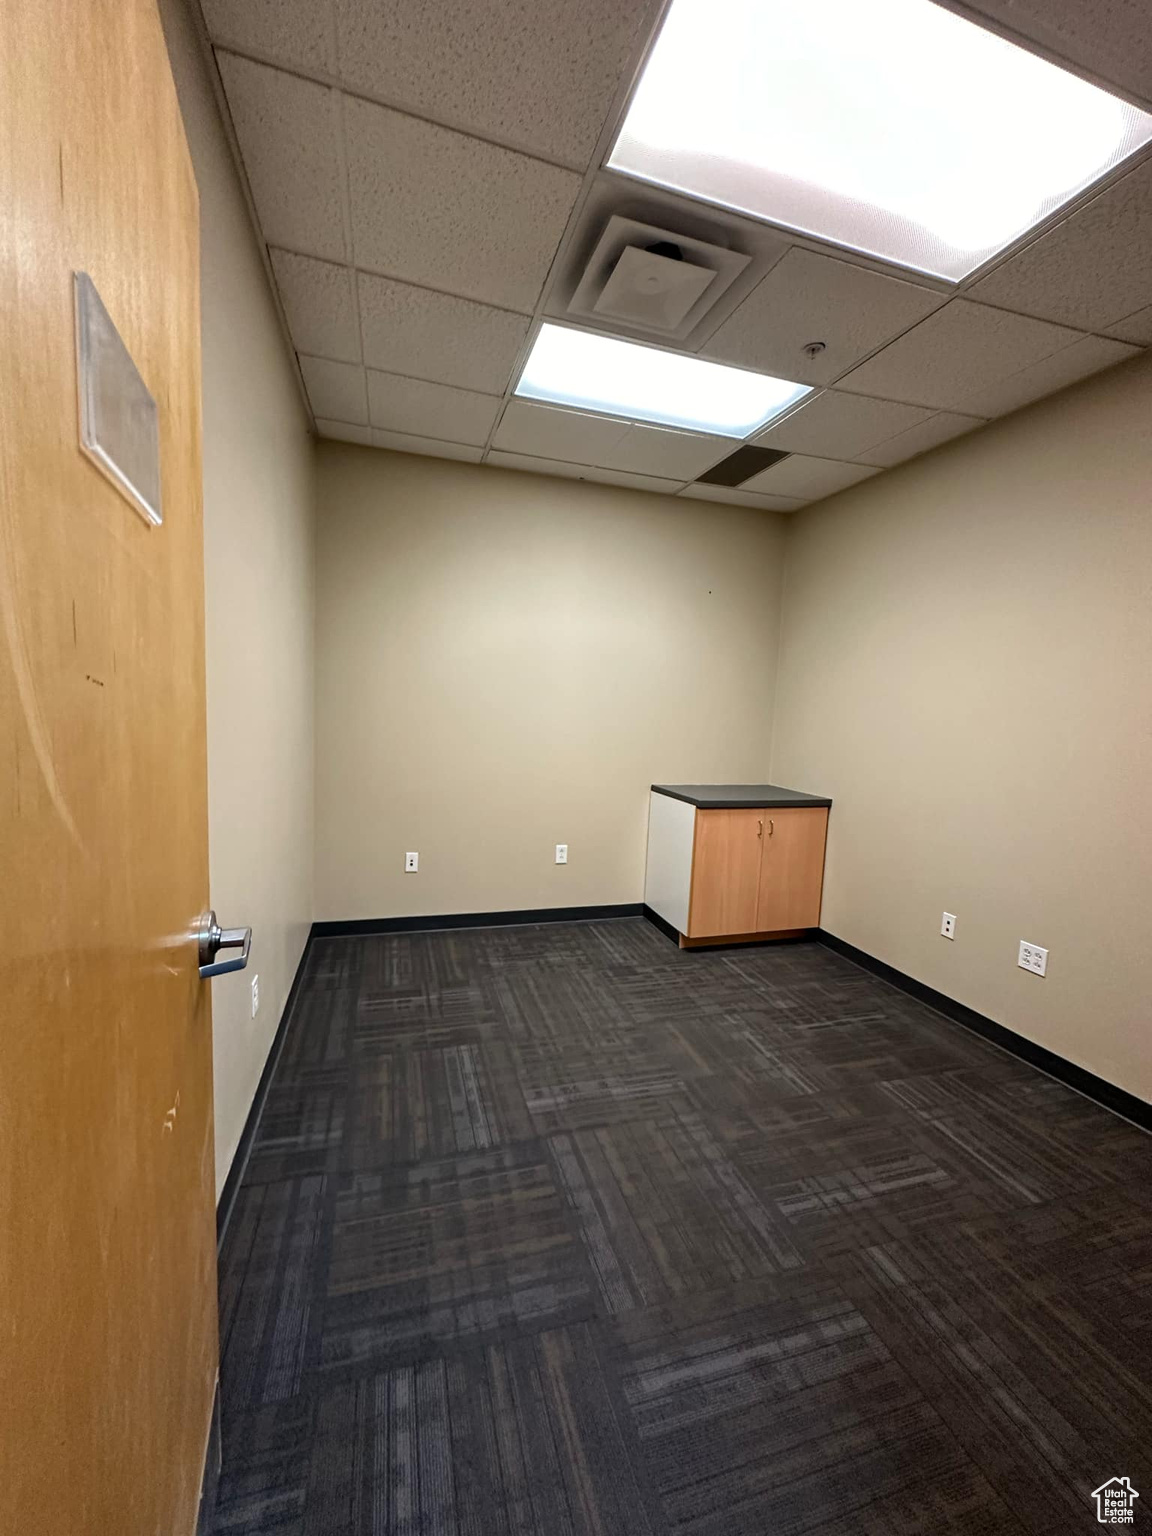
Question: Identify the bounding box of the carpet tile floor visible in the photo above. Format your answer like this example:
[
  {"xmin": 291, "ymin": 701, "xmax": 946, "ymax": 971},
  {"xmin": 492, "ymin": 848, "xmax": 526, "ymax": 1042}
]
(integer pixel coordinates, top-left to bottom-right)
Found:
[{"xmin": 209, "ymin": 919, "xmax": 1152, "ymax": 1534}]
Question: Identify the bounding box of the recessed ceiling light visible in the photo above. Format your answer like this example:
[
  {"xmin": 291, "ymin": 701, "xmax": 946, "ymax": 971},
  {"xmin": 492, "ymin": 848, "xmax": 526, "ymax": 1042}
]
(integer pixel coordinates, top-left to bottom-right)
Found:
[
  {"xmin": 514, "ymin": 323, "xmax": 810, "ymax": 436},
  {"xmin": 609, "ymin": 0, "xmax": 1152, "ymax": 282}
]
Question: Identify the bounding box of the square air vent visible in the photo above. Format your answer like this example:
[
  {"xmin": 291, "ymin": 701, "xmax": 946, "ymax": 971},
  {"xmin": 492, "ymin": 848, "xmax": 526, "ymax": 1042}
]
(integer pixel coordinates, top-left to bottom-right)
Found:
[
  {"xmin": 567, "ymin": 215, "xmax": 749, "ymax": 340},
  {"xmin": 593, "ymin": 244, "xmax": 717, "ymax": 331}
]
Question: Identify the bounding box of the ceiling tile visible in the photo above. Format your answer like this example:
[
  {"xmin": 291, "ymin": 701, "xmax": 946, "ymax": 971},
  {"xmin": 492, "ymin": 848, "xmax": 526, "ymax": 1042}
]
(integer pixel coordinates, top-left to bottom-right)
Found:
[
  {"xmin": 969, "ymin": 156, "xmax": 1152, "ymax": 331},
  {"xmin": 951, "ymin": 335, "xmax": 1139, "ymax": 418},
  {"xmin": 270, "ymin": 250, "xmax": 360, "ymax": 362},
  {"xmin": 838, "ymin": 300, "xmax": 1083, "ymax": 409},
  {"xmin": 344, "ymin": 96, "xmax": 580, "ymax": 313},
  {"xmin": 371, "ymin": 429, "xmax": 483, "ymax": 463},
  {"xmin": 1104, "ymin": 304, "xmax": 1152, "ymax": 344},
  {"xmin": 357, "ymin": 274, "xmax": 530, "ymax": 395},
  {"xmin": 742, "ymin": 455, "xmax": 880, "ymax": 499},
  {"xmin": 486, "ymin": 450, "xmax": 680, "ymax": 494},
  {"xmin": 200, "ymin": 0, "xmax": 337, "ymax": 75},
  {"xmin": 491, "ymin": 399, "xmax": 631, "ymax": 462},
  {"xmin": 857, "ymin": 412, "xmax": 985, "ymax": 468},
  {"xmin": 300, "ymin": 357, "xmax": 368, "ymax": 423},
  {"xmin": 599, "ymin": 424, "xmax": 730, "ymax": 480},
  {"xmin": 963, "ymin": 0, "xmax": 1152, "ymax": 116},
  {"xmin": 679, "ymin": 484, "xmax": 805, "ymax": 511},
  {"xmin": 699, "ymin": 249, "xmax": 942, "ymax": 385},
  {"xmin": 216, "ymin": 53, "xmax": 346, "ymax": 261},
  {"xmin": 367, "ymin": 371, "xmax": 500, "ymax": 445},
  {"xmin": 333, "ymin": 0, "xmax": 654, "ymax": 169},
  {"xmin": 315, "ymin": 418, "xmax": 372, "ymax": 445},
  {"xmin": 753, "ymin": 390, "xmax": 934, "ymax": 458}
]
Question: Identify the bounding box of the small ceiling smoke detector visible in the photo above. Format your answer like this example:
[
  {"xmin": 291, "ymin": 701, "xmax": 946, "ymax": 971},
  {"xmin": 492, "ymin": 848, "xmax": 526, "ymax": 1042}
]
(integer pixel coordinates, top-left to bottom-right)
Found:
[
  {"xmin": 567, "ymin": 215, "xmax": 750, "ymax": 339},
  {"xmin": 803, "ymin": 341, "xmax": 827, "ymax": 358}
]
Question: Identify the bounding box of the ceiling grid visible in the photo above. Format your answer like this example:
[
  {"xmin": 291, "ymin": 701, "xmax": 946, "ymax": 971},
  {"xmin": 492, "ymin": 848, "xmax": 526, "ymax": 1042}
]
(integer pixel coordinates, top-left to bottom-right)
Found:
[{"xmin": 196, "ymin": 0, "xmax": 1152, "ymax": 507}]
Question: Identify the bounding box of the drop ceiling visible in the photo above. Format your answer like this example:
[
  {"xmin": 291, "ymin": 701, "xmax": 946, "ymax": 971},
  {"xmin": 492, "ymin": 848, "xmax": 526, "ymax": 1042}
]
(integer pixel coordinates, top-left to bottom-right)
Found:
[{"xmin": 196, "ymin": 0, "xmax": 1152, "ymax": 511}]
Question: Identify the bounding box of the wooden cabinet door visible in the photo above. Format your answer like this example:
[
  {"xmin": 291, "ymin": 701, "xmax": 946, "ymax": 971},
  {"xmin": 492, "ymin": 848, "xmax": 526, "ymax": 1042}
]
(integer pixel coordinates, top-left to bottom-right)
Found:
[
  {"xmin": 756, "ymin": 808, "xmax": 829, "ymax": 932},
  {"xmin": 688, "ymin": 809, "xmax": 765, "ymax": 936}
]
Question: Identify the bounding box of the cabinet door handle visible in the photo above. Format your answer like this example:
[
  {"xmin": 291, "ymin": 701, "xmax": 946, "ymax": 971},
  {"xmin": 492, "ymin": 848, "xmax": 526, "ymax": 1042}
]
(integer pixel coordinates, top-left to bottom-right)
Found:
[
  {"xmin": 757, "ymin": 818, "xmax": 763, "ymax": 838},
  {"xmin": 768, "ymin": 818, "xmax": 774, "ymax": 837}
]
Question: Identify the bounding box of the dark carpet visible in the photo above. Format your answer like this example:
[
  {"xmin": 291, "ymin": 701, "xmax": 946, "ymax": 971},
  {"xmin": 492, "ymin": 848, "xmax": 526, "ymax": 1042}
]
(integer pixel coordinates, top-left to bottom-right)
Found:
[{"xmin": 210, "ymin": 919, "xmax": 1152, "ymax": 1534}]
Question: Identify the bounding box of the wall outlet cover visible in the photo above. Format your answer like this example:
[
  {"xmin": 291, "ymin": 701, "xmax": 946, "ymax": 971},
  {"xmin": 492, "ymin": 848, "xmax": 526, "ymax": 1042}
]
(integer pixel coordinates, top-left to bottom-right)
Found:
[
  {"xmin": 1018, "ymin": 940, "xmax": 1048, "ymax": 976},
  {"xmin": 405, "ymin": 851, "xmax": 419, "ymax": 873},
  {"xmin": 941, "ymin": 912, "xmax": 956, "ymax": 940},
  {"xmin": 555, "ymin": 844, "xmax": 568, "ymax": 865}
]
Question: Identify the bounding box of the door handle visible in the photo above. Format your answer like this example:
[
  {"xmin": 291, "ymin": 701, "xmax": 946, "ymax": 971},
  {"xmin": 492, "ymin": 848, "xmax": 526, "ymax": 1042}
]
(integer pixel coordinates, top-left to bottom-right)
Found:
[
  {"xmin": 768, "ymin": 818, "xmax": 774, "ymax": 837},
  {"xmin": 197, "ymin": 911, "xmax": 252, "ymax": 978},
  {"xmin": 757, "ymin": 818, "xmax": 763, "ymax": 838}
]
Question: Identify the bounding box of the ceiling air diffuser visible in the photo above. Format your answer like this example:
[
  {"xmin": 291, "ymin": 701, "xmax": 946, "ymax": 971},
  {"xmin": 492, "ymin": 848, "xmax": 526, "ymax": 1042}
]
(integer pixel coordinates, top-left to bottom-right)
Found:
[{"xmin": 567, "ymin": 215, "xmax": 749, "ymax": 339}]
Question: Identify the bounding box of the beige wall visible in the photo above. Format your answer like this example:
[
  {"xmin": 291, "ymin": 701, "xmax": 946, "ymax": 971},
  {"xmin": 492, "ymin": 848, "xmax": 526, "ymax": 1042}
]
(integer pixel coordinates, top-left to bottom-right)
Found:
[
  {"xmin": 314, "ymin": 447, "xmax": 787, "ymax": 918},
  {"xmin": 161, "ymin": 0, "xmax": 316, "ymax": 1194},
  {"xmin": 771, "ymin": 352, "xmax": 1152, "ymax": 1106},
  {"xmin": 146, "ymin": 11, "xmax": 1152, "ymax": 1126}
]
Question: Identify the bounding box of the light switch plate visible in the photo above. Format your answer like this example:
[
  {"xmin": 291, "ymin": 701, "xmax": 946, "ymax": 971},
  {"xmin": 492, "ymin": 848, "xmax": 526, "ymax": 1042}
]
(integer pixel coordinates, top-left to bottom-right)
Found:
[{"xmin": 405, "ymin": 851, "xmax": 419, "ymax": 873}]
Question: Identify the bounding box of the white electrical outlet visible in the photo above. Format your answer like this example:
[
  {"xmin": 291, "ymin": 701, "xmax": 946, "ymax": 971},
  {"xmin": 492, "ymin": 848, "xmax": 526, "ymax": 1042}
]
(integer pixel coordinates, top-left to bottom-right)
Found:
[
  {"xmin": 251, "ymin": 974, "xmax": 260, "ymax": 1018},
  {"xmin": 555, "ymin": 844, "xmax": 568, "ymax": 865},
  {"xmin": 941, "ymin": 912, "xmax": 956, "ymax": 940},
  {"xmin": 1018, "ymin": 940, "xmax": 1048, "ymax": 977},
  {"xmin": 405, "ymin": 851, "xmax": 419, "ymax": 873}
]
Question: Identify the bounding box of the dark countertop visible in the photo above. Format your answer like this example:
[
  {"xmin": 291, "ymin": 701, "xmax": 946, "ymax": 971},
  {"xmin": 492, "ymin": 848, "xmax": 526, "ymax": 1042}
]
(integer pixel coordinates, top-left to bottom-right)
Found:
[{"xmin": 652, "ymin": 783, "xmax": 832, "ymax": 810}]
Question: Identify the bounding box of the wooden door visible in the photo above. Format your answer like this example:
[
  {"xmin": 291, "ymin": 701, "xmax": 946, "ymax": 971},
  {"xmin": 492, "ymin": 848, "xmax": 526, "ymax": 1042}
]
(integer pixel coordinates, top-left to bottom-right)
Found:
[
  {"xmin": 756, "ymin": 808, "xmax": 829, "ymax": 933},
  {"xmin": 688, "ymin": 809, "xmax": 764, "ymax": 937},
  {"xmin": 0, "ymin": 2, "xmax": 217, "ymax": 1533}
]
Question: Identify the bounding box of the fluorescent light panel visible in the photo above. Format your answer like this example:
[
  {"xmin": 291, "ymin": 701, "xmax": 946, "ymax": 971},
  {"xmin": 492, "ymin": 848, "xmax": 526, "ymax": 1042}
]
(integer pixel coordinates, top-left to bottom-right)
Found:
[
  {"xmin": 609, "ymin": 0, "xmax": 1152, "ymax": 282},
  {"xmin": 515, "ymin": 323, "xmax": 810, "ymax": 436}
]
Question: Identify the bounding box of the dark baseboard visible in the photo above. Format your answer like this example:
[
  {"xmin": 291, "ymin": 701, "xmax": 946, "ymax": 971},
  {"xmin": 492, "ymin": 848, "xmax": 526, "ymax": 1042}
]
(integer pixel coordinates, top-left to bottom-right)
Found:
[
  {"xmin": 643, "ymin": 905, "xmax": 816, "ymax": 952},
  {"xmin": 642, "ymin": 905, "xmax": 680, "ymax": 944},
  {"xmin": 312, "ymin": 903, "xmax": 644, "ymax": 938},
  {"xmin": 679, "ymin": 928, "xmax": 815, "ymax": 952},
  {"xmin": 216, "ymin": 930, "xmax": 314, "ymax": 1249},
  {"xmin": 195, "ymin": 1379, "xmax": 221, "ymax": 1536},
  {"xmin": 818, "ymin": 928, "xmax": 1152, "ymax": 1134}
]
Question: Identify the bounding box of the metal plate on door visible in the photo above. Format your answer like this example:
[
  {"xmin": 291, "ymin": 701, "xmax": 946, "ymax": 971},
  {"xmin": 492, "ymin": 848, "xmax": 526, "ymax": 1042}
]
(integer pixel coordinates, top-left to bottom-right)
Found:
[{"xmin": 74, "ymin": 271, "xmax": 162, "ymax": 526}]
